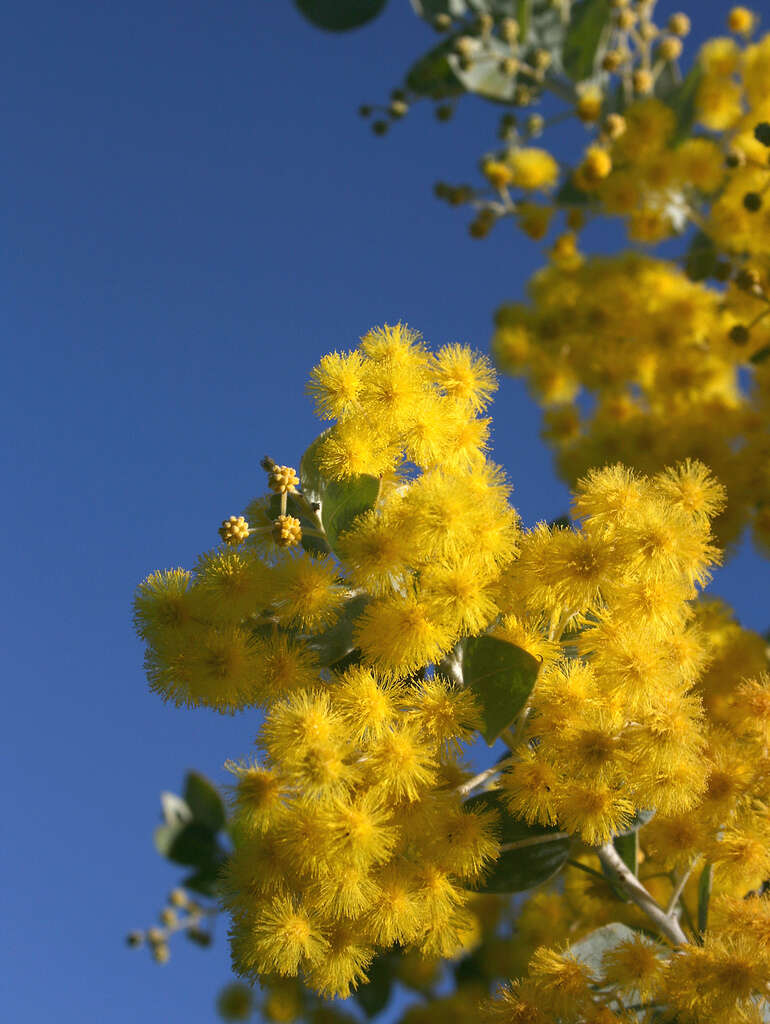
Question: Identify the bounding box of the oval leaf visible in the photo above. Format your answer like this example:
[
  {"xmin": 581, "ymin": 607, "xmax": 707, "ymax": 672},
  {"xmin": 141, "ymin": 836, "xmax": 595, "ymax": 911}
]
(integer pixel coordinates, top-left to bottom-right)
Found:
[
  {"xmin": 354, "ymin": 953, "xmax": 394, "ymax": 1017},
  {"xmin": 563, "ymin": 0, "xmax": 611, "ymax": 83},
  {"xmin": 569, "ymin": 922, "xmax": 644, "ymax": 974},
  {"xmin": 463, "ymin": 636, "xmax": 540, "ymax": 744},
  {"xmin": 613, "ymin": 807, "xmax": 655, "ymax": 836},
  {"xmin": 466, "ymin": 790, "xmax": 569, "ymax": 892},
  {"xmin": 154, "ymin": 822, "xmax": 220, "ymax": 869},
  {"xmin": 697, "ymin": 862, "xmax": 712, "ymax": 936},
  {"xmin": 294, "ymin": 0, "xmax": 388, "ymax": 32},
  {"xmin": 613, "ymin": 830, "xmax": 638, "ymax": 876},
  {"xmin": 322, "ymin": 475, "xmax": 380, "ymax": 552},
  {"xmin": 183, "ymin": 771, "xmax": 226, "ymax": 832},
  {"xmin": 406, "ymin": 38, "xmax": 465, "ymax": 100},
  {"xmin": 309, "ymin": 593, "xmax": 369, "ymax": 666}
]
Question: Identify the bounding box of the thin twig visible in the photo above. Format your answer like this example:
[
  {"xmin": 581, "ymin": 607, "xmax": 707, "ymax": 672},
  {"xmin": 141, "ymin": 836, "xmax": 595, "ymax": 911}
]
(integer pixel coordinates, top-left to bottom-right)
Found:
[
  {"xmin": 666, "ymin": 862, "xmax": 696, "ymax": 917},
  {"xmin": 457, "ymin": 759, "xmax": 511, "ymax": 797},
  {"xmin": 501, "ymin": 831, "xmax": 569, "ymax": 852},
  {"xmin": 566, "ymin": 858, "xmax": 607, "ymax": 883},
  {"xmin": 596, "ymin": 841, "xmax": 688, "ymax": 946}
]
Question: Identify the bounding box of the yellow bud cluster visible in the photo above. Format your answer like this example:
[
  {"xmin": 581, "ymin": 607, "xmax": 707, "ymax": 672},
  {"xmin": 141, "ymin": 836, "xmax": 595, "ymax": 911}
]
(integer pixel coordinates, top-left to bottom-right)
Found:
[
  {"xmin": 218, "ymin": 515, "xmax": 250, "ymax": 546},
  {"xmin": 269, "ymin": 464, "xmax": 300, "ymax": 494},
  {"xmin": 272, "ymin": 514, "xmax": 302, "ymax": 548}
]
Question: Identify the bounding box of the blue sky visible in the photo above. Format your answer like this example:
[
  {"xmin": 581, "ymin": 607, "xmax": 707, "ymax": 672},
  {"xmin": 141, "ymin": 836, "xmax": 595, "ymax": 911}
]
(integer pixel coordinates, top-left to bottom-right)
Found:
[{"xmin": 2, "ymin": 1, "xmax": 767, "ymax": 1021}]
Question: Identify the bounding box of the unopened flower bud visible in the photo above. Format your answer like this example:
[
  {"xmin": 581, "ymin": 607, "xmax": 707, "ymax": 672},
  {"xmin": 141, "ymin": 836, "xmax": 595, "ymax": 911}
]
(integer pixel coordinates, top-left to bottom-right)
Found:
[
  {"xmin": 633, "ymin": 69, "xmax": 654, "ymax": 95},
  {"xmin": 659, "ymin": 36, "xmax": 683, "ymax": 61},
  {"xmin": 272, "ymin": 515, "xmax": 302, "ymax": 548},
  {"xmin": 433, "ymin": 13, "xmax": 452, "ymax": 31},
  {"xmin": 576, "ymin": 87, "xmax": 603, "ymax": 123},
  {"xmin": 152, "ymin": 942, "xmax": 170, "ymax": 964},
  {"xmin": 483, "ymin": 160, "xmax": 513, "ymax": 190},
  {"xmin": 668, "ymin": 12, "xmax": 691, "ymax": 35},
  {"xmin": 755, "ymin": 122, "xmax": 770, "ymax": 147},
  {"xmin": 602, "ymin": 49, "xmax": 624, "ymax": 71},
  {"xmin": 526, "ymin": 113, "xmax": 545, "ymax": 137},
  {"xmin": 169, "ymin": 888, "xmax": 188, "ymax": 908},
  {"xmin": 469, "ymin": 210, "xmax": 495, "ymax": 239},
  {"xmin": 435, "ymin": 103, "xmax": 454, "ymax": 121},
  {"xmin": 500, "ymin": 17, "xmax": 520, "ymax": 43},
  {"xmin": 477, "ymin": 13, "xmax": 493, "ymax": 35},
  {"xmin": 159, "ymin": 907, "xmax": 177, "ymax": 927},
  {"xmin": 727, "ymin": 6, "xmax": 755, "ymax": 35},
  {"xmin": 566, "ymin": 208, "xmax": 585, "ymax": 231},
  {"xmin": 455, "ymin": 36, "xmax": 476, "ymax": 59},
  {"xmin": 389, "ymin": 99, "xmax": 409, "ymax": 119},
  {"xmin": 187, "ymin": 927, "xmax": 212, "ymax": 947},
  {"xmin": 743, "ymin": 192, "xmax": 763, "ymax": 212},
  {"xmin": 735, "ymin": 268, "xmax": 761, "ymax": 291},
  {"xmin": 126, "ymin": 931, "xmax": 144, "ymax": 948},
  {"xmin": 729, "ymin": 324, "xmax": 750, "ymax": 345},
  {"xmin": 603, "ymin": 112, "xmax": 627, "ymax": 140},
  {"xmin": 638, "ymin": 21, "xmax": 658, "ymax": 42},
  {"xmin": 218, "ymin": 515, "xmax": 250, "ymax": 546}
]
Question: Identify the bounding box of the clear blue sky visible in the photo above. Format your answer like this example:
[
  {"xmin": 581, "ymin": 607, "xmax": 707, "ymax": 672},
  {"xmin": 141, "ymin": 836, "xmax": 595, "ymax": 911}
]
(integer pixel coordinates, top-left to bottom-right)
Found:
[{"xmin": 2, "ymin": 1, "xmax": 765, "ymax": 1021}]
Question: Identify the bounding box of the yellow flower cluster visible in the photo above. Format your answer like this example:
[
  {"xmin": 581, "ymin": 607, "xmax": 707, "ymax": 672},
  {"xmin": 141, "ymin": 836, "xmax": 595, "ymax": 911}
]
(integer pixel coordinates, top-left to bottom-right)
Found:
[
  {"xmin": 134, "ymin": 332, "xmax": 518, "ymax": 713},
  {"xmin": 483, "ymin": 914, "xmax": 770, "ymax": 1024},
  {"xmin": 136, "ymin": 329, "xmax": 770, "ymax": 1021},
  {"xmin": 307, "ymin": 323, "xmax": 500, "ymax": 478},
  {"xmin": 497, "ymin": 462, "xmax": 723, "ymax": 844},
  {"xmin": 223, "ymin": 674, "xmax": 500, "ymax": 997},
  {"xmin": 492, "ymin": 252, "xmax": 770, "ymax": 553}
]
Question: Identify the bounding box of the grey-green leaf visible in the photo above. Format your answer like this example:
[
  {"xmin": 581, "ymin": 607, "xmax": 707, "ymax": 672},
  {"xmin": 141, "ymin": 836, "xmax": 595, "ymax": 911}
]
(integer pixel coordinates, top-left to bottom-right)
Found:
[
  {"xmin": 656, "ymin": 63, "xmax": 702, "ymax": 143},
  {"xmin": 569, "ymin": 922, "xmax": 642, "ymax": 976},
  {"xmin": 183, "ymin": 772, "xmax": 226, "ymax": 833},
  {"xmin": 182, "ymin": 866, "xmax": 223, "ymax": 898},
  {"xmin": 322, "ymin": 475, "xmax": 380, "ymax": 551},
  {"xmin": 614, "ymin": 807, "xmax": 655, "ymax": 835},
  {"xmin": 685, "ymin": 230, "xmax": 717, "ymax": 282},
  {"xmin": 410, "ymin": 0, "xmax": 470, "ymax": 17},
  {"xmin": 613, "ymin": 830, "xmax": 638, "ymax": 876},
  {"xmin": 294, "ymin": 0, "xmax": 388, "ymax": 32},
  {"xmin": 697, "ymin": 862, "xmax": 712, "ymax": 935},
  {"xmin": 447, "ymin": 38, "xmax": 526, "ymax": 104},
  {"xmin": 465, "ymin": 790, "xmax": 569, "ymax": 892},
  {"xmin": 160, "ymin": 790, "xmax": 192, "ymax": 827},
  {"xmin": 462, "ymin": 636, "xmax": 540, "ymax": 744},
  {"xmin": 406, "ymin": 38, "xmax": 466, "ymax": 100},
  {"xmin": 562, "ymin": 0, "xmax": 611, "ymax": 83},
  {"xmin": 298, "ymin": 431, "xmax": 379, "ymax": 553},
  {"xmin": 309, "ymin": 594, "xmax": 369, "ymax": 667},
  {"xmin": 354, "ymin": 953, "xmax": 395, "ymax": 1017},
  {"xmin": 299, "ymin": 431, "xmax": 329, "ymax": 507},
  {"xmin": 153, "ymin": 822, "xmax": 220, "ymax": 869}
]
